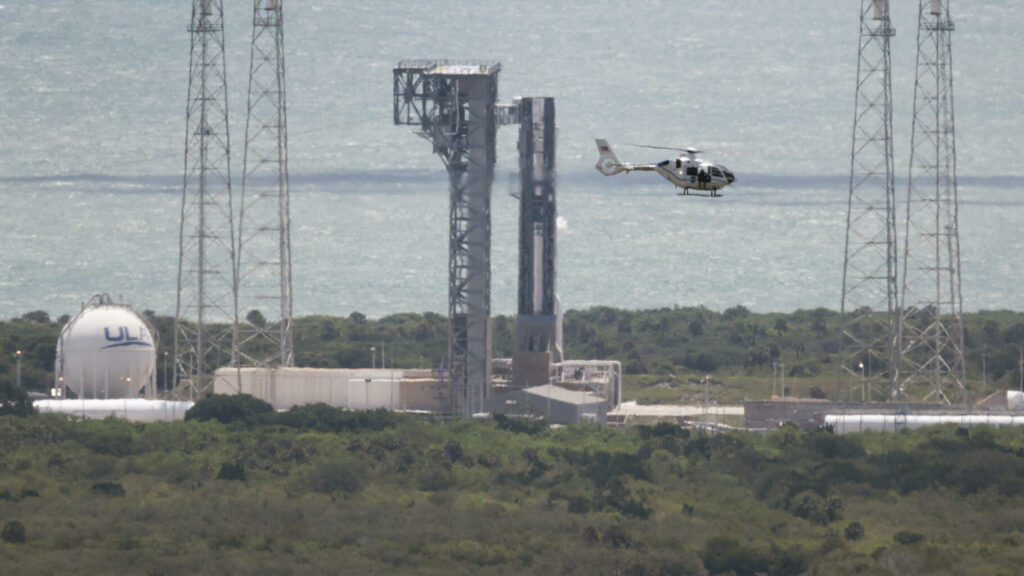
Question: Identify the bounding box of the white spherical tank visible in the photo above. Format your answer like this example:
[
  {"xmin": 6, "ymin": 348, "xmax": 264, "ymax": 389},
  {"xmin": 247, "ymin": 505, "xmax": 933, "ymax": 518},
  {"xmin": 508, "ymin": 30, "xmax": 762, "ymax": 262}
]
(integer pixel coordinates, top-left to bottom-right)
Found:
[{"xmin": 56, "ymin": 296, "xmax": 156, "ymax": 399}]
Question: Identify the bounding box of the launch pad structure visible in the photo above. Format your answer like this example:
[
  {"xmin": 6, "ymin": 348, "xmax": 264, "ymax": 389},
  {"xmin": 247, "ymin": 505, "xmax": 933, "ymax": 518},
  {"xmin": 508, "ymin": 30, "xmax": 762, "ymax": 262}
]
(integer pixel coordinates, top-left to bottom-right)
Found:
[
  {"xmin": 394, "ymin": 61, "xmax": 618, "ymax": 418},
  {"xmin": 393, "ymin": 61, "xmax": 501, "ymax": 418}
]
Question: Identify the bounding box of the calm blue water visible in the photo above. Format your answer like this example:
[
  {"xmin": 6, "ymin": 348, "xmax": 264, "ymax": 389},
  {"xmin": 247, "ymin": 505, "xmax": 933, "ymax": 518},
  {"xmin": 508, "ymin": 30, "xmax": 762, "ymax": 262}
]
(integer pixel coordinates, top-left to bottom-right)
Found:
[{"xmin": 1, "ymin": 1, "xmax": 1022, "ymax": 319}]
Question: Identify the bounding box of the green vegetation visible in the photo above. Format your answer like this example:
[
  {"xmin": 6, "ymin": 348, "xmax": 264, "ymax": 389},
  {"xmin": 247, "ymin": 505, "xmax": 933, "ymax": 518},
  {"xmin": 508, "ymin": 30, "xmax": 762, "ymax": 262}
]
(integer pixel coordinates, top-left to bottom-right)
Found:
[
  {"xmin": 4, "ymin": 308, "xmax": 1023, "ymax": 572},
  {"xmin": 5, "ymin": 306, "xmax": 1024, "ymax": 404},
  {"xmin": 2, "ymin": 407, "xmax": 1024, "ymax": 574}
]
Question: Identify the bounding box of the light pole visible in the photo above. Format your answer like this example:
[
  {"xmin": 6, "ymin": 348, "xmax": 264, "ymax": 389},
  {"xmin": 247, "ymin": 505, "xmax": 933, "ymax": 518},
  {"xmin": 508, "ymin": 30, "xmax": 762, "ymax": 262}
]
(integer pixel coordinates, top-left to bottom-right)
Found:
[
  {"xmin": 771, "ymin": 361, "xmax": 777, "ymax": 398},
  {"xmin": 981, "ymin": 352, "xmax": 987, "ymax": 398},
  {"xmin": 15, "ymin": 350, "xmax": 22, "ymax": 389},
  {"xmin": 856, "ymin": 360, "xmax": 864, "ymax": 401},
  {"xmin": 1018, "ymin": 346, "xmax": 1023, "ymax": 394}
]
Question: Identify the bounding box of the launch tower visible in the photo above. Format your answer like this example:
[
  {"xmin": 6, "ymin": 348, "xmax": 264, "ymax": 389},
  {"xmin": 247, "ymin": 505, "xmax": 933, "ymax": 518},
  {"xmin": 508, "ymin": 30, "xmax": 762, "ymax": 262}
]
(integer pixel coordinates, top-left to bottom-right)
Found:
[{"xmin": 393, "ymin": 61, "xmax": 500, "ymax": 417}]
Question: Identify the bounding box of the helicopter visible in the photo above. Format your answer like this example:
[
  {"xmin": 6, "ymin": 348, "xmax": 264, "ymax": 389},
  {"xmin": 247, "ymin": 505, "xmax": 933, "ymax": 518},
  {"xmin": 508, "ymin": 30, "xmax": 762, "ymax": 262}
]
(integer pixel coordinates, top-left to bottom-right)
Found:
[{"xmin": 594, "ymin": 138, "xmax": 736, "ymax": 197}]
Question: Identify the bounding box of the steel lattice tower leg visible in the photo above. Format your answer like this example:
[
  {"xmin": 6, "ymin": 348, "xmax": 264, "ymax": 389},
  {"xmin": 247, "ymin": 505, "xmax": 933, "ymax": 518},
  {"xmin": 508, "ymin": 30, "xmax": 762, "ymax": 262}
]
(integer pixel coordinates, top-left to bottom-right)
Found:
[
  {"xmin": 394, "ymin": 62, "xmax": 500, "ymax": 418},
  {"xmin": 174, "ymin": 0, "xmax": 237, "ymax": 399},
  {"xmin": 839, "ymin": 0, "xmax": 898, "ymax": 402},
  {"xmin": 236, "ymin": 0, "xmax": 294, "ymax": 369},
  {"xmin": 897, "ymin": 0, "xmax": 966, "ymax": 404}
]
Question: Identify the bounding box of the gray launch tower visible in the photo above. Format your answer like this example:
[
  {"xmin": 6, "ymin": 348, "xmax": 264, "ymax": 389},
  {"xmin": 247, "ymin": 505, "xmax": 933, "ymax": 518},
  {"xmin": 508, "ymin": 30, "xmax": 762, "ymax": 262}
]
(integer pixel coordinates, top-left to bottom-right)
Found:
[
  {"xmin": 174, "ymin": 0, "xmax": 237, "ymax": 398},
  {"xmin": 508, "ymin": 97, "xmax": 562, "ymax": 387},
  {"xmin": 393, "ymin": 61, "xmax": 500, "ymax": 417},
  {"xmin": 839, "ymin": 0, "xmax": 899, "ymax": 401},
  {"xmin": 236, "ymin": 0, "xmax": 294, "ymax": 368},
  {"xmin": 897, "ymin": 0, "xmax": 966, "ymax": 403}
]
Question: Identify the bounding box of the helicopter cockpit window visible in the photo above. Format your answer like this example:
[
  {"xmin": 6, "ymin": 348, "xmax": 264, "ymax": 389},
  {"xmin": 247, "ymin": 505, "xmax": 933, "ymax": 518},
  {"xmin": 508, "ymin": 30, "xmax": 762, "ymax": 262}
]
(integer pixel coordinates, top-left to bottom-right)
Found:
[
  {"xmin": 686, "ymin": 166, "xmax": 698, "ymax": 177},
  {"xmin": 675, "ymin": 159, "xmax": 682, "ymax": 169},
  {"xmin": 711, "ymin": 167, "xmax": 723, "ymax": 177}
]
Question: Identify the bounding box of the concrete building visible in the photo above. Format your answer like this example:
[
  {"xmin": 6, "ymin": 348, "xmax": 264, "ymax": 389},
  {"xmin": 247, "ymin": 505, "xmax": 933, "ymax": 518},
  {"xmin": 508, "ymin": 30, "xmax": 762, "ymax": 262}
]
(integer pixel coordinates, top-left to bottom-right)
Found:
[
  {"xmin": 484, "ymin": 384, "xmax": 607, "ymax": 425},
  {"xmin": 212, "ymin": 367, "xmax": 444, "ymax": 412}
]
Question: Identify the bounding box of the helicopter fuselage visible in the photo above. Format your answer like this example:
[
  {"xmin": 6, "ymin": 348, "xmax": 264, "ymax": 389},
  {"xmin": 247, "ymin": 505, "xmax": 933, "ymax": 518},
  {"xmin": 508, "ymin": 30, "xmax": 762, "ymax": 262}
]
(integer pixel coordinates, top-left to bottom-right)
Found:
[{"xmin": 654, "ymin": 156, "xmax": 735, "ymax": 193}]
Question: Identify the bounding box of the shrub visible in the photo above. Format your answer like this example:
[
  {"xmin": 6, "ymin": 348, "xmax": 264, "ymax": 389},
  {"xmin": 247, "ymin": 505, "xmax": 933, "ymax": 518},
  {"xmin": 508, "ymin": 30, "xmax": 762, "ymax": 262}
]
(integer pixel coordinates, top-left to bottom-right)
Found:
[
  {"xmin": 307, "ymin": 457, "xmax": 368, "ymax": 495},
  {"xmin": 601, "ymin": 524, "xmax": 633, "ymax": 549},
  {"xmin": 416, "ymin": 465, "xmax": 454, "ymax": 492},
  {"xmin": 0, "ymin": 380, "xmax": 35, "ymax": 417},
  {"xmin": 185, "ymin": 393, "xmax": 274, "ymax": 425},
  {"xmin": 845, "ymin": 521, "xmax": 865, "ymax": 541},
  {"xmin": 2, "ymin": 520, "xmax": 26, "ymax": 544},
  {"xmin": 821, "ymin": 528, "xmax": 845, "ymax": 553},
  {"xmin": 91, "ymin": 482, "xmax": 126, "ymax": 497},
  {"xmin": 893, "ymin": 531, "xmax": 925, "ymax": 545},
  {"xmin": 217, "ymin": 462, "xmax": 246, "ymax": 482}
]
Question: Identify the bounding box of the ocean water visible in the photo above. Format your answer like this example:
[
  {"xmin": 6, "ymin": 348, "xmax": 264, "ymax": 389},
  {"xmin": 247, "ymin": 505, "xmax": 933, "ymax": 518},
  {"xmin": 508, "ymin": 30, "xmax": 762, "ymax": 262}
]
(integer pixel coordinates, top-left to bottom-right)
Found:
[{"xmin": 1, "ymin": 1, "xmax": 1022, "ymax": 319}]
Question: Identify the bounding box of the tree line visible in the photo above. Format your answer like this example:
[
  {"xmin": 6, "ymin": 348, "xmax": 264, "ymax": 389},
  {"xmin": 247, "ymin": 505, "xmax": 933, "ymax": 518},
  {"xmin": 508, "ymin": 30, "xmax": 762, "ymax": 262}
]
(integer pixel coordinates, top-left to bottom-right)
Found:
[{"xmin": 3, "ymin": 306, "xmax": 1024, "ymax": 402}]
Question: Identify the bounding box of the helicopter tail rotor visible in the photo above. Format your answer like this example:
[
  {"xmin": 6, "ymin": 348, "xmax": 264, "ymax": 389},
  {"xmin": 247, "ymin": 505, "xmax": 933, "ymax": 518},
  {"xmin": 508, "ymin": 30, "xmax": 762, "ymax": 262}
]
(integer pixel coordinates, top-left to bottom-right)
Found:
[{"xmin": 594, "ymin": 139, "xmax": 628, "ymax": 176}]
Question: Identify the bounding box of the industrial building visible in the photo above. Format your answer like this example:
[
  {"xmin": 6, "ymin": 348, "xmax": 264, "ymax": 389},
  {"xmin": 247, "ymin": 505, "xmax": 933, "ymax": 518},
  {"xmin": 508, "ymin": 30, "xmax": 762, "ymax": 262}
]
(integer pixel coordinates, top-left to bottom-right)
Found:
[
  {"xmin": 213, "ymin": 367, "xmax": 445, "ymax": 412},
  {"xmin": 483, "ymin": 384, "xmax": 607, "ymax": 426},
  {"xmin": 212, "ymin": 362, "xmax": 620, "ymax": 425}
]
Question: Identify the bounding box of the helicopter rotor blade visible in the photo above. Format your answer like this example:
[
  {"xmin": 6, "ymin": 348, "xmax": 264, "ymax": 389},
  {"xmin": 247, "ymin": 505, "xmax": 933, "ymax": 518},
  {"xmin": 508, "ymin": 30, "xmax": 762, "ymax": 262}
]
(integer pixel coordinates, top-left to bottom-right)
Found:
[{"xmin": 624, "ymin": 143, "xmax": 688, "ymax": 152}]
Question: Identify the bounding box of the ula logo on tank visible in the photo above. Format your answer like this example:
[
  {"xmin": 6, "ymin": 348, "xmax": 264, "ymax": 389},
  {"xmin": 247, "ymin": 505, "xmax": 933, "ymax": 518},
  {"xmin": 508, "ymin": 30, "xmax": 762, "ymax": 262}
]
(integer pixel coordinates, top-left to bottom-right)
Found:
[{"xmin": 102, "ymin": 326, "xmax": 153, "ymax": 349}]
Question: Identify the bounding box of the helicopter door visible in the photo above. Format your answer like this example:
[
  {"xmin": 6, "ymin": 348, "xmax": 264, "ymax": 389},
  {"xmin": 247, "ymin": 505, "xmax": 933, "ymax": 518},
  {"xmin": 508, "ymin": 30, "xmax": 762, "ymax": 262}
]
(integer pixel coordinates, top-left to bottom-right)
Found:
[{"xmin": 686, "ymin": 165, "xmax": 699, "ymax": 186}]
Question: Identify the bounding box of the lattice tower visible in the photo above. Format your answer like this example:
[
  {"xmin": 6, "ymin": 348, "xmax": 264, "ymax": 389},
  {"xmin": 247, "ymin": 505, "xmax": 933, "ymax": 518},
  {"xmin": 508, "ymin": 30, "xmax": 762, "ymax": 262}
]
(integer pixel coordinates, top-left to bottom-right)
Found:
[
  {"xmin": 897, "ymin": 0, "xmax": 966, "ymax": 404},
  {"xmin": 236, "ymin": 0, "xmax": 294, "ymax": 368},
  {"xmin": 174, "ymin": 0, "xmax": 238, "ymax": 400},
  {"xmin": 393, "ymin": 61, "xmax": 500, "ymax": 417},
  {"xmin": 839, "ymin": 0, "xmax": 899, "ymax": 401}
]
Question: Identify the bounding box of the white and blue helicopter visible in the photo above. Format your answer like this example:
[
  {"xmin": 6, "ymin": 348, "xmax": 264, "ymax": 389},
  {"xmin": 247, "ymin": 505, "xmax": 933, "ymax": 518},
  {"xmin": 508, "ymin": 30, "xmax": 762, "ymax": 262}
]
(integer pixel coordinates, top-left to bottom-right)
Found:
[{"xmin": 594, "ymin": 138, "xmax": 736, "ymax": 197}]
